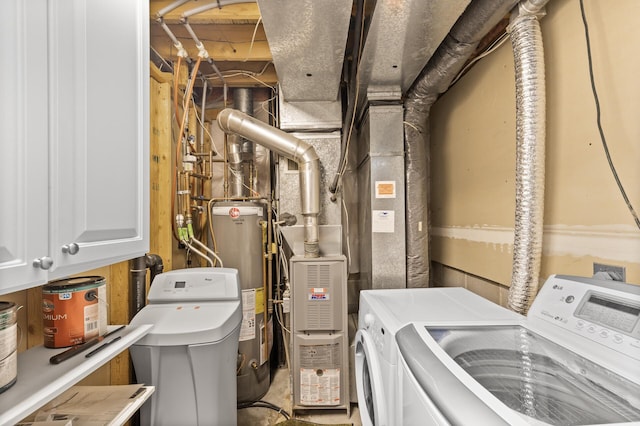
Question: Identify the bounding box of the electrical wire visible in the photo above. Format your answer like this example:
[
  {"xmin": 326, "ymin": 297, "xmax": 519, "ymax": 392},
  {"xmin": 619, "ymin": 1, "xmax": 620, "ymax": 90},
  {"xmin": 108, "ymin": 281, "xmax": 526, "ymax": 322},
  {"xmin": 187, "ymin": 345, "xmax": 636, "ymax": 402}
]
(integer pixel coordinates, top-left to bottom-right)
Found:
[
  {"xmin": 241, "ymin": 16, "xmax": 262, "ymax": 62},
  {"xmin": 334, "ymin": 0, "xmax": 366, "ymax": 185},
  {"xmin": 449, "ymin": 31, "xmax": 511, "ymax": 88},
  {"xmin": 208, "ymin": 71, "xmax": 275, "ymax": 89},
  {"xmin": 260, "ymin": 94, "xmax": 278, "ymax": 122},
  {"xmin": 341, "ymin": 197, "xmax": 352, "ymax": 270},
  {"xmin": 579, "ymin": 0, "xmax": 640, "ymax": 230},
  {"xmin": 190, "ymin": 96, "xmax": 220, "ymax": 156}
]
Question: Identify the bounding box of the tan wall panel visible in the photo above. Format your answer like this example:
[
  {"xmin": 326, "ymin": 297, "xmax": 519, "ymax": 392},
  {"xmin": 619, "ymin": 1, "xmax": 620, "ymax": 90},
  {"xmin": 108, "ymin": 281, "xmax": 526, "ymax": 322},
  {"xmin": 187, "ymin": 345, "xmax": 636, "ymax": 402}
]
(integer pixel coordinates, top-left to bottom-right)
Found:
[{"xmin": 431, "ymin": 0, "xmax": 640, "ymax": 287}]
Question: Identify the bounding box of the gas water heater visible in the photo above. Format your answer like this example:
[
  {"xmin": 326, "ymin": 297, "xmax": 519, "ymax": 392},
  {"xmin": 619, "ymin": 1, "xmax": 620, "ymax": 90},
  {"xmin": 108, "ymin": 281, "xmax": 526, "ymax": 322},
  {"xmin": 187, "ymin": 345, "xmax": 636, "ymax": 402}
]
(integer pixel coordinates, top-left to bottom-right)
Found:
[{"xmin": 211, "ymin": 200, "xmax": 271, "ymax": 403}]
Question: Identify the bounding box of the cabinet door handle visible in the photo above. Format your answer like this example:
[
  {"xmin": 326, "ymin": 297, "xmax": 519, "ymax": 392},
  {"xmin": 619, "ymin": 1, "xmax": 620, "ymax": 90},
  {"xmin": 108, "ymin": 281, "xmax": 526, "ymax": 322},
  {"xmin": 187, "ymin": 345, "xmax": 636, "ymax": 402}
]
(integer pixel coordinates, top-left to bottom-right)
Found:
[
  {"xmin": 61, "ymin": 243, "xmax": 80, "ymax": 255},
  {"xmin": 33, "ymin": 257, "xmax": 54, "ymax": 270}
]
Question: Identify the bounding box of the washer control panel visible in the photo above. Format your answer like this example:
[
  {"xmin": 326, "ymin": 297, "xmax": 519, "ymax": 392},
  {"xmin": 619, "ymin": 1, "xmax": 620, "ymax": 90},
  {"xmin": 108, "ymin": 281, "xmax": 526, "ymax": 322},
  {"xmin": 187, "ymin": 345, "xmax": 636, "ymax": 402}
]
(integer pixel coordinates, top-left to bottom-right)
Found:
[{"xmin": 529, "ymin": 275, "xmax": 640, "ymax": 360}]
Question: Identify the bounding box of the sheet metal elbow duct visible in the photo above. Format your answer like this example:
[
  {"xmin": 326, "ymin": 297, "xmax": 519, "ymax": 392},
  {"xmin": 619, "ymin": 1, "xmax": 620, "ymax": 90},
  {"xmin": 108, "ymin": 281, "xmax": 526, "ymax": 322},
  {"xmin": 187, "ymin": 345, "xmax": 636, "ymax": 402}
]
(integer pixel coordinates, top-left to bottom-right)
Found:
[
  {"xmin": 217, "ymin": 108, "xmax": 321, "ymax": 257},
  {"xmin": 507, "ymin": 1, "xmax": 549, "ymax": 314}
]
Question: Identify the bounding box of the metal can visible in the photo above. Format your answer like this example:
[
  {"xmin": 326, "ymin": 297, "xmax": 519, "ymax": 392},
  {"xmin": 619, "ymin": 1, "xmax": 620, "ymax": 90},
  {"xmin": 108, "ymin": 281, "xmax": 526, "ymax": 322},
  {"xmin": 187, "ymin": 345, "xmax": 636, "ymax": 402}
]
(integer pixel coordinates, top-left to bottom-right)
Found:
[
  {"xmin": 0, "ymin": 301, "xmax": 18, "ymax": 394},
  {"xmin": 43, "ymin": 276, "xmax": 108, "ymax": 348}
]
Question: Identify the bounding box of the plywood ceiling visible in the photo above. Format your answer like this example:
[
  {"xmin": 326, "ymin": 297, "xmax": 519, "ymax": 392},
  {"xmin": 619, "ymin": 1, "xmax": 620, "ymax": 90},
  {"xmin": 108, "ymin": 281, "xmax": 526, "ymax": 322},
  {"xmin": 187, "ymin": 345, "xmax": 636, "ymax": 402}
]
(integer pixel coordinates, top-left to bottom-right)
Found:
[{"xmin": 149, "ymin": 1, "xmax": 277, "ymax": 88}]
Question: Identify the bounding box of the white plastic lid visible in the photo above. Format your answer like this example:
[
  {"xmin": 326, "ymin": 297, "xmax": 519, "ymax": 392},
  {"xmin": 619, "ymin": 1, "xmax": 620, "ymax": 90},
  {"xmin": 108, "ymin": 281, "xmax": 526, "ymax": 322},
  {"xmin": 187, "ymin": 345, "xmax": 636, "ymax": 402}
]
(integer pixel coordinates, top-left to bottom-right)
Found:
[
  {"xmin": 147, "ymin": 267, "xmax": 240, "ymax": 303},
  {"xmin": 130, "ymin": 300, "xmax": 242, "ymax": 346}
]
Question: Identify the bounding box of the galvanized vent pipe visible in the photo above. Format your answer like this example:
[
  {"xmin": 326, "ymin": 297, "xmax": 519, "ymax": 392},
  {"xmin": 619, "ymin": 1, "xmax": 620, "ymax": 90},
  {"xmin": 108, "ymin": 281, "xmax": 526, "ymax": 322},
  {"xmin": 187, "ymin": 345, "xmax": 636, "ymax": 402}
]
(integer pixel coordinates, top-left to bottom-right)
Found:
[
  {"xmin": 507, "ymin": 0, "xmax": 549, "ymax": 314},
  {"xmin": 217, "ymin": 108, "xmax": 321, "ymax": 257},
  {"xmin": 228, "ymin": 89, "xmax": 254, "ymax": 197}
]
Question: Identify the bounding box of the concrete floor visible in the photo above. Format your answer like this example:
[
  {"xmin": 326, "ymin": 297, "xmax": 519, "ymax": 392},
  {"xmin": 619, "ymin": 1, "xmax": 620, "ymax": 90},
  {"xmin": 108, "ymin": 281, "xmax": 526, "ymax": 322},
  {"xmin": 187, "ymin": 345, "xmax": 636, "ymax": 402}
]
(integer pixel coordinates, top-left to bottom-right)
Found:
[{"xmin": 237, "ymin": 367, "xmax": 362, "ymax": 426}]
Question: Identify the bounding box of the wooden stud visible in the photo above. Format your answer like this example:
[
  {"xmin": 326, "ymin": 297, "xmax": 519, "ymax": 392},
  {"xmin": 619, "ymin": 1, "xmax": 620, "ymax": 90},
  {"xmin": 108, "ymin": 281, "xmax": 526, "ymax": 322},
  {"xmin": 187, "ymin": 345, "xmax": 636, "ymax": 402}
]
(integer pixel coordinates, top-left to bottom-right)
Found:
[
  {"xmin": 150, "ymin": 77, "xmax": 174, "ymax": 273},
  {"xmin": 108, "ymin": 261, "xmax": 130, "ymax": 385}
]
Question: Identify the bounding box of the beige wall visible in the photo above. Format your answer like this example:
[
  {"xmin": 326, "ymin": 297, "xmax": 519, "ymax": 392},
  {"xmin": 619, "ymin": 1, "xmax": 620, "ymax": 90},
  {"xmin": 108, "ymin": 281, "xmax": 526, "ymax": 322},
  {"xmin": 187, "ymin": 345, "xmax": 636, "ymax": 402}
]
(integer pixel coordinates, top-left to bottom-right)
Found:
[{"xmin": 430, "ymin": 0, "xmax": 640, "ymax": 288}]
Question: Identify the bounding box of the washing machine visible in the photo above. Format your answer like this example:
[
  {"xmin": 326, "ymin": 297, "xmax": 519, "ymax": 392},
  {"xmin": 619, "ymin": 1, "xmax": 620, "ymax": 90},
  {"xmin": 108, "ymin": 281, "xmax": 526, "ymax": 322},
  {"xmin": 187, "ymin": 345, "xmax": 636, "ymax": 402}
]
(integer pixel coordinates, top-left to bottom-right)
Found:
[
  {"xmin": 355, "ymin": 287, "xmax": 520, "ymax": 426},
  {"xmin": 130, "ymin": 268, "xmax": 242, "ymax": 426},
  {"xmin": 396, "ymin": 275, "xmax": 640, "ymax": 425}
]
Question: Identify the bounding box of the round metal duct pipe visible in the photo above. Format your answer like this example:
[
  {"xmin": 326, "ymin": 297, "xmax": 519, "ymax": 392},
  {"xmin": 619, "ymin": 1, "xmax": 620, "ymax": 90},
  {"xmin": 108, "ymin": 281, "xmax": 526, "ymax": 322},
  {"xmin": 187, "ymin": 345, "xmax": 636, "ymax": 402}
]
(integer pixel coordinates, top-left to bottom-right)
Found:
[{"xmin": 217, "ymin": 108, "xmax": 321, "ymax": 257}]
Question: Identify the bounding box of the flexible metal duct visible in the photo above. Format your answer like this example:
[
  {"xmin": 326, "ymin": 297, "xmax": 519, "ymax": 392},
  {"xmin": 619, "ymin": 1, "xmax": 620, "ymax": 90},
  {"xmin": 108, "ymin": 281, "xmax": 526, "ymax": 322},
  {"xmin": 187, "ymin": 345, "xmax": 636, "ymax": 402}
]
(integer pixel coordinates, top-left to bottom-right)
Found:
[
  {"xmin": 217, "ymin": 108, "xmax": 321, "ymax": 257},
  {"xmin": 507, "ymin": 2, "xmax": 548, "ymax": 314},
  {"xmin": 404, "ymin": 0, "xmax": 520, "ymax": 288}
]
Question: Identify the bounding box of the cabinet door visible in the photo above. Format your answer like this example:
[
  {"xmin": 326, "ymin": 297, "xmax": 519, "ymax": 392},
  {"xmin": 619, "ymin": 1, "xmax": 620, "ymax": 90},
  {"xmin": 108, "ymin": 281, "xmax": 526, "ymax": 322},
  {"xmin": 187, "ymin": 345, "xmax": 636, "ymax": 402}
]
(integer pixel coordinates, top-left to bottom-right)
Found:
[
  {"xmin": 0, "ymin": 0, "xmax": 50, "ymax": 294},
  {"xmin": 48, "ymin": 0, "xmax": 149, "ymax": 279}
]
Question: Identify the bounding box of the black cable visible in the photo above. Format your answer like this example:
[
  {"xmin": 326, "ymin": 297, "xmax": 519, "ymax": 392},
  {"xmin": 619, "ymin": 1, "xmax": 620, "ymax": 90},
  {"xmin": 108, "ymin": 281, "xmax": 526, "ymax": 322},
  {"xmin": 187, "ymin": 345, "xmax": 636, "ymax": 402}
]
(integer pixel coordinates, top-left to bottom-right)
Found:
[
  {"xmin": 579, "ymin": 0, "xmax": 640, "ymax": 230},
  {"xmin": 237, "ymin": 400, "xmax": 291, "ymax": 420}
]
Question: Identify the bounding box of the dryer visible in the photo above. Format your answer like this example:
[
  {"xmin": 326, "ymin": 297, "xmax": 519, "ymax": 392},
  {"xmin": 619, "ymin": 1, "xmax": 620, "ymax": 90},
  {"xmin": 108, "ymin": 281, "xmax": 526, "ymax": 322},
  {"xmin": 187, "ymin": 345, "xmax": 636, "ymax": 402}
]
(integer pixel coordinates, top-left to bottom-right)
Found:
[
  {"xmin": 396, "ymin": 275, "xmax": 640, "ymax": 425},
  {"xmin": 355, "ymin": 287, "xmax": 519, "ymax": 426}
]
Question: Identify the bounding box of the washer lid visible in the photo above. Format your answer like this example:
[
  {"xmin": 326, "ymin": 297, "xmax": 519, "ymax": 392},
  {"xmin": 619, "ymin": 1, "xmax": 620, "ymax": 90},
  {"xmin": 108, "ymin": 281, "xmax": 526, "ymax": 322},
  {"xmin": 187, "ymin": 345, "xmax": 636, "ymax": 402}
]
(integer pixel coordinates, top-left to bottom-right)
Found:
[
  {"xmin": 398, "ymin": 323, "xmax": 640, "ymax": 426},
  {"xmin": 130, "ymin": 300, "xmax": 242, "ymax": 346}
]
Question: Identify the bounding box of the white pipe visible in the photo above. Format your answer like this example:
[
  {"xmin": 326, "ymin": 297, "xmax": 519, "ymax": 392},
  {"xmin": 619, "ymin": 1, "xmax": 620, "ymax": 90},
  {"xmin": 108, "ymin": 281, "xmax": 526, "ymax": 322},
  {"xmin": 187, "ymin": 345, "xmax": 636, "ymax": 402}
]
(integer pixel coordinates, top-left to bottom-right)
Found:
[
  {"xmin": 158, "ymin": 19, "xmax": 189, "ymax": 59},
  {"xmin": 190, "ymin": 236, "xmax": 224, "ymax": 267},
  {"xmin": 156, "ymin": 0, "xmax": 191, "ymax": 18},
  {"xmin": 181, "ymin": 239, "xmax": 215, "ymax": 266},
  {"xmin": 200, "ymin": 79, "xmax": 207, "ymax": 152},
  {"xmin": 218, "ymin": 108, "xmax": 321, "ymax": 257},
  {"xmin": 182, "ymin": 19, "xmax": 226, "ymax": 83}
]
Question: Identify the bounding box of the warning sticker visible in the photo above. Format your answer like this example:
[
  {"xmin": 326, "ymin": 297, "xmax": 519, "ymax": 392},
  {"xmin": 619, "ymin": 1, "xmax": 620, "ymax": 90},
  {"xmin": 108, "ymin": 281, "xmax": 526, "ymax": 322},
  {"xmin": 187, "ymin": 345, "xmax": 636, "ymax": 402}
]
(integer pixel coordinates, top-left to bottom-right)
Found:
[
  {"xmin": 299, "ymin": 368, "xmax": 341, "ymax": 405},
  {"xmin": 375, "ymin": 180, "xmax": 396, "ymax": 198},
  {"xmin": 240, "ymin": 289, "xmax": 256, "ymax": 341}
]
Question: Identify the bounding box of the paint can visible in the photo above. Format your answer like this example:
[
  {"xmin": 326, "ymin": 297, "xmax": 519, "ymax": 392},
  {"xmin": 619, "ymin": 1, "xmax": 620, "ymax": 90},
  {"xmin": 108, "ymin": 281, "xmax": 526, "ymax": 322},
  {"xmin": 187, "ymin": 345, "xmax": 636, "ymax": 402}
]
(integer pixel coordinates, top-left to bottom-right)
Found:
[
  {"xmin": 0, "ymin": 301, "xmax": 18, "ymax": 394},
  {"xmin": 43, "ymin": 276, "xmax": 108, "ymax": 348}
]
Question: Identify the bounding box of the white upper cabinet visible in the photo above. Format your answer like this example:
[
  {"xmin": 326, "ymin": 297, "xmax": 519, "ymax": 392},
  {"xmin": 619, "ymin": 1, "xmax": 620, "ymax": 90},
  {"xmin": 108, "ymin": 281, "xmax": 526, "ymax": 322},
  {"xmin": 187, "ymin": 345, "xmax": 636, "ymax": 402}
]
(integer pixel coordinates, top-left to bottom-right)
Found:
[
  {"xmin": 0, "ymin": 0, "xmax": 50, "ymax": 293},
  {"xmin": 0, "ymin": 0, "xmax": 149, "ymax": 294},
  {"xmin": 47, "ymin": 0, "xmax": 149, "ymax": 279}
]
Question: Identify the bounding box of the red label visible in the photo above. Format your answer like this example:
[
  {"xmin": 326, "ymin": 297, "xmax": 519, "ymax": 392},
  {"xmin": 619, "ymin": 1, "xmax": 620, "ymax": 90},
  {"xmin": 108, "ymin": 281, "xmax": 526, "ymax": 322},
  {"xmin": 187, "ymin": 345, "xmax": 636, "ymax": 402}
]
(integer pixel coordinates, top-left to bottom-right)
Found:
[{"xmin": 229, "ymin": 207, "xmax": 240, "ymax": 219}]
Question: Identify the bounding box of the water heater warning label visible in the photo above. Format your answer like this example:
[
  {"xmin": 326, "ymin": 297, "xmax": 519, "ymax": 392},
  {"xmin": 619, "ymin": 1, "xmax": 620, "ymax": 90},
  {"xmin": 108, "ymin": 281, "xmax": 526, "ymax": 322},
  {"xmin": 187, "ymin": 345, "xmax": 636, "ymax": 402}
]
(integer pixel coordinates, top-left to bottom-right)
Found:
[
  {"xmin": 240, "ymin": 289, "xmax": 256, "ymax": 341},
  {"xmin": 299, "ymin": 368, "xmax": 340, "ymax": 406},
  {"xmin": 309, "ymin": 288, "xmax": 330, "ymax": 301}
]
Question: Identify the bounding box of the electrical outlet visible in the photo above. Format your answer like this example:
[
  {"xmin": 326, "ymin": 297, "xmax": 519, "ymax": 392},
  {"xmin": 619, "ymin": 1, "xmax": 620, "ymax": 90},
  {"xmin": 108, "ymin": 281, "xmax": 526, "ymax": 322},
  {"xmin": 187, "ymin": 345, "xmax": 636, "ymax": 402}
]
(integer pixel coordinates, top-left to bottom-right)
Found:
[{"xmin": 593, "ymin": 263, "xmax": 626, "ymax": 282}]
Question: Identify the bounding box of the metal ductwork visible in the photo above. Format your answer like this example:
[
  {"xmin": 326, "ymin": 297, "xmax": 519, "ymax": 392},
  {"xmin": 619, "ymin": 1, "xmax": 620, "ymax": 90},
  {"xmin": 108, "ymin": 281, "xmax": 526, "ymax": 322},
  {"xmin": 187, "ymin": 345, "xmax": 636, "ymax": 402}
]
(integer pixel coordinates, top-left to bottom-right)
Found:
[
  {"xmin": 357, "ymin": 0, "xmax": 471, "ymax": 104},
  {"xmin": 507, "ymin": 0, "xmax": 549, "ymax": 314},
  {"xmin": 256, "ymin": 0, "xmax": 352, "ymax": 102},
  {"xmin": 403, "ymin": 0, "xmax": 520, "ymax": 288},
  {"xmin": 217, "ymin": 108, "xmax": 321, "ymax": 257}
]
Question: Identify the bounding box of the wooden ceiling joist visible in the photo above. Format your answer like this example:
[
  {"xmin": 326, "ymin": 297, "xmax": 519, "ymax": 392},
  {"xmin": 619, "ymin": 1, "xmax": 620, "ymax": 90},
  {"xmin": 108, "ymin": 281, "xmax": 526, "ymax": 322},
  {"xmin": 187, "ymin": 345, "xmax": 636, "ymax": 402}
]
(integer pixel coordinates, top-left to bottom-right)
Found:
[{"xmin": 150, "ymin": 1, "xmax": 261, "ymax": 25}]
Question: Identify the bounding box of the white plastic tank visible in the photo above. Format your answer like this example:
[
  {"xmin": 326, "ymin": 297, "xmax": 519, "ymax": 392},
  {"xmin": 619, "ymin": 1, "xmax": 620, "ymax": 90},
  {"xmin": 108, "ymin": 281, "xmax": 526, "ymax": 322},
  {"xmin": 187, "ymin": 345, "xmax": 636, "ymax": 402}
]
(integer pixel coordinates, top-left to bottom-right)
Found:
[{"xmin": 129, "ymin": 268, "xmax": 242, "ymax": 426}]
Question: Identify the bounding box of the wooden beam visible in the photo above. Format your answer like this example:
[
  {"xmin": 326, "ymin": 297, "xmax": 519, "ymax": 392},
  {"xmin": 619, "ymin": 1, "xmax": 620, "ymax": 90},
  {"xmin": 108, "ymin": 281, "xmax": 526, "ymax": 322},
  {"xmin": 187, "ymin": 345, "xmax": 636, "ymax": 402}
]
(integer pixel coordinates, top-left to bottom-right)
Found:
[
  {"xmin": 151, "ymin": 1, "xmax": 261, "ymax": 25},
  {"xmin": 150, "ymin": 61, "xmax": 172, "ymax": 83},
  {"xmin": 151, "ymin": 23, "xmax": 272, "ymax": 62}
]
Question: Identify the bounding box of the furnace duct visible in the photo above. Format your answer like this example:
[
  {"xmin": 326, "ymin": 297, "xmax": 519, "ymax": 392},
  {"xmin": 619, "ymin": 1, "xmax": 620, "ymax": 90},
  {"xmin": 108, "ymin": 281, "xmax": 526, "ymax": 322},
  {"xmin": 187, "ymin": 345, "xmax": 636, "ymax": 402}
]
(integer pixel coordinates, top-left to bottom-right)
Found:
[
  {"xmin": 403, "ymin": 0, "xmax": 520, "ymax": 287},
  {"xmin": 217, "ymin": 108, "xmax": 321, "ymax": 257},
  {"xmin": 404, "ymin": 0, "xmax": 548, "ymax": 310},
  {"xmin": 507, "ymin": 2, "xmax": 548, "ymax": 314}
]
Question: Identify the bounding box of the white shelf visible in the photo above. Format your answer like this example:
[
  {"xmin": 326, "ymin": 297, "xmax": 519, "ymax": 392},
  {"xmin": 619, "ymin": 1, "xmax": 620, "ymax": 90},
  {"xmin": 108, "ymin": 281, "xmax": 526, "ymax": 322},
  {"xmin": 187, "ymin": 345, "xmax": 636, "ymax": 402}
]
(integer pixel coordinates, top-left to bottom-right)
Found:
[{"xmin": 0, "ymin": 324, "xmax": 153, "ymax": 426}]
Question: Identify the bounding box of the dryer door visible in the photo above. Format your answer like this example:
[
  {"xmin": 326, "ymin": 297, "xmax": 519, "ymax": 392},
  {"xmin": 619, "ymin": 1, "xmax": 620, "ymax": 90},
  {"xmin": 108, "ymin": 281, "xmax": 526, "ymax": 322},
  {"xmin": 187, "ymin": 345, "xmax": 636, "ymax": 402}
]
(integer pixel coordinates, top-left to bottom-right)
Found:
[{"xmin": 355, "ymin": 329, "xmax": 388, "ymax": 426}]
